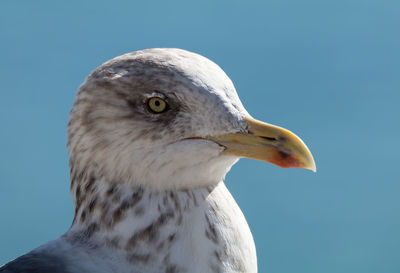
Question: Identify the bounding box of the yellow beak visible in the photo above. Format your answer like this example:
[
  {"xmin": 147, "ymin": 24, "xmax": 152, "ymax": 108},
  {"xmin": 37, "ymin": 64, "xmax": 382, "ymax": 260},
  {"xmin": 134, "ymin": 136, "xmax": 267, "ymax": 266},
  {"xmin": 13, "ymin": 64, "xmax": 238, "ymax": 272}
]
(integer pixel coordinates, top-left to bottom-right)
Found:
[{"xmin": 209, "ymin": 117, "xmax": 316, "ymax": 172}]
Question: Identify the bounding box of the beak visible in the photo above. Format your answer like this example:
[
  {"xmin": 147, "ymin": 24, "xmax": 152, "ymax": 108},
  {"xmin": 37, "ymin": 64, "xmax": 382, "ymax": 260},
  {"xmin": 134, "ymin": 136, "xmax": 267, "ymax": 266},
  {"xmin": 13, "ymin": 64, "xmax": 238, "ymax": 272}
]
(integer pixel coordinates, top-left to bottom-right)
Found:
[{"xmin": 208, "ymin": 117, "xmax": 316, "ymax": 172}]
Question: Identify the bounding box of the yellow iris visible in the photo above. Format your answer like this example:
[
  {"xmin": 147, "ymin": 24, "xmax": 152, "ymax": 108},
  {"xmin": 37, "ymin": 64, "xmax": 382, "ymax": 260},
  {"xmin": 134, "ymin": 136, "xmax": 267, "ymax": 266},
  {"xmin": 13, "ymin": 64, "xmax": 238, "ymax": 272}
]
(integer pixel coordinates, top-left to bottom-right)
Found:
[{"xmin": 147, "ymin": 97, "xmax": 167, "ymax": 113}]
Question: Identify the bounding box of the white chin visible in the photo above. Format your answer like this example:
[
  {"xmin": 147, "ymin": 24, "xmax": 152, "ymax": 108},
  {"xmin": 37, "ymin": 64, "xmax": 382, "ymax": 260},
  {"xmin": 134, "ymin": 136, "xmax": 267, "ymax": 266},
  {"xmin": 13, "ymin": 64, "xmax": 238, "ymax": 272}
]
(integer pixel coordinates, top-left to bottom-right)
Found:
[{"xmin": 133, "ymin": 139, "xmax": 239, "ymax": 191}]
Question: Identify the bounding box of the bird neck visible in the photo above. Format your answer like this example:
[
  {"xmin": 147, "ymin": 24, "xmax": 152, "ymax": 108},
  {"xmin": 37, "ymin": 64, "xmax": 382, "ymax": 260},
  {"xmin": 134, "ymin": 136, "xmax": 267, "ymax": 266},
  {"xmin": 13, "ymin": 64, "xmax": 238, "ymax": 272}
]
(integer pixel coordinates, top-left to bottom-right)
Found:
[
  {"xmin": 64, "ymin": 177, "xmax": 256, "ymax": 272},
  {"xmin": 67, "ymin": 177, "xmax": 216, "ymax": 248}
]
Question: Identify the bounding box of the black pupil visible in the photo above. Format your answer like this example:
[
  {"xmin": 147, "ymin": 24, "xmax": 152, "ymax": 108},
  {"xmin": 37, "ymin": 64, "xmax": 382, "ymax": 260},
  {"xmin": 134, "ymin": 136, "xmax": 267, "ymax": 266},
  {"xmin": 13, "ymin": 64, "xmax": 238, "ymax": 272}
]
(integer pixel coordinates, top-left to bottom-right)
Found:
[{"xmin": 155, "ymin": 100, "xmax": 161, "ymax": 107}]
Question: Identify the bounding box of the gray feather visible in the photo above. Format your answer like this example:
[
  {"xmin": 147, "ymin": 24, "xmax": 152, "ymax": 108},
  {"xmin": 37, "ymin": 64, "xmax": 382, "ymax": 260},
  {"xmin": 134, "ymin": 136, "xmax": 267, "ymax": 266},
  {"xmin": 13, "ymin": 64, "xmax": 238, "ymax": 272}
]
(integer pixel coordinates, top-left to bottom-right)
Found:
[{"xmin": 0, "ymin": 252, "xmax": 69, "ymax": 273}]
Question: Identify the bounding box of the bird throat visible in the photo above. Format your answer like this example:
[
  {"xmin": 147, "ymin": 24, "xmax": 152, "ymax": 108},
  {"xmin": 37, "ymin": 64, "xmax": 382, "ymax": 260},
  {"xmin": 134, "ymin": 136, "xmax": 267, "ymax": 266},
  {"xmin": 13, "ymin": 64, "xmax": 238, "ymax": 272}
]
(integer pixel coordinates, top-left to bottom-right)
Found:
[
  {"xmin": 64, "ymin": 173, "xmax": 253, "ymax": 272},
  {"xmin": 69, "ymin": 171, "xmax": 215, "ymax": 237}
]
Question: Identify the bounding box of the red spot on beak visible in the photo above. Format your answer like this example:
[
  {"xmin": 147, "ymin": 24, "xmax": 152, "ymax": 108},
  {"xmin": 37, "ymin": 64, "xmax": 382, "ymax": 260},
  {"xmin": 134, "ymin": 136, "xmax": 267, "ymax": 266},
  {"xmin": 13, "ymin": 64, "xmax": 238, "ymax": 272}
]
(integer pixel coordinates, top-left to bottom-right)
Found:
[{"xmin": 269, "ymin": 149, "xmax": 302, "ymax": 169}]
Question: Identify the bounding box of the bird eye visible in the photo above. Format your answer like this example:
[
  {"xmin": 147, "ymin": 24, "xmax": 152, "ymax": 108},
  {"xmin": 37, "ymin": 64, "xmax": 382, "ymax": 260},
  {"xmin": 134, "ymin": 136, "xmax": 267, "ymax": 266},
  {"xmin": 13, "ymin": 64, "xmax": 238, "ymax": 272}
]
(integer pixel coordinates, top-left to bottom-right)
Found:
[{"xmin": 146, "ymin": 97, "xmax": 168, "ymax": 113}]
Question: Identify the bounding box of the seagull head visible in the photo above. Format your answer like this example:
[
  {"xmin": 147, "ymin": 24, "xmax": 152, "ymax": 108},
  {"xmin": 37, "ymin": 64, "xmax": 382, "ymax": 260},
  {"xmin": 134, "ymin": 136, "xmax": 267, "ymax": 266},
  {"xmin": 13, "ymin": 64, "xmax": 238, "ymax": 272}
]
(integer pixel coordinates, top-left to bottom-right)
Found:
[{"xmin": 68, "ymin": 48, "xmax": 315, "ymax": 191}]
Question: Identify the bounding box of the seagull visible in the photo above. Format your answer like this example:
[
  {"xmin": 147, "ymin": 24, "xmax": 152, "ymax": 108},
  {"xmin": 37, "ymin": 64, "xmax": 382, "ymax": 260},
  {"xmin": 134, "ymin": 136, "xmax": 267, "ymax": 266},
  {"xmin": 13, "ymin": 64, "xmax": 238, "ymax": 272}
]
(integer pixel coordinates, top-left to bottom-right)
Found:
[{"xmin": 0, "ymin": 48, "xmax": 315, "ymax": 273}]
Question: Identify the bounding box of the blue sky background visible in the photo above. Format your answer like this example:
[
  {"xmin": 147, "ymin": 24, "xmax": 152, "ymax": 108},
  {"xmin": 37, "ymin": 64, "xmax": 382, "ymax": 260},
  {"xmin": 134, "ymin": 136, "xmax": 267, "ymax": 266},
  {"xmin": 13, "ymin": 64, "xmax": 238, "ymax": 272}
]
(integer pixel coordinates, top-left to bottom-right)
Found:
[{"xmin": 0, "ymin": 0, "xmax": 399, "ymax": 272}]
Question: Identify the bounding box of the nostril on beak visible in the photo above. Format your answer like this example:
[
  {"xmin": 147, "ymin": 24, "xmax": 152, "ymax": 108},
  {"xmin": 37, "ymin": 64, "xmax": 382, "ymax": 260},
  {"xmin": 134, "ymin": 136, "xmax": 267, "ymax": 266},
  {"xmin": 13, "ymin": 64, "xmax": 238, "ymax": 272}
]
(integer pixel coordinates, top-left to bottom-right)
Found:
[
  {"xmin": 248, "ymin": 130, "xmax": 277, "ymax": 142},
  {"xmin": 260, "ymin": 136, "xmax": 277, "ymax": 141}
]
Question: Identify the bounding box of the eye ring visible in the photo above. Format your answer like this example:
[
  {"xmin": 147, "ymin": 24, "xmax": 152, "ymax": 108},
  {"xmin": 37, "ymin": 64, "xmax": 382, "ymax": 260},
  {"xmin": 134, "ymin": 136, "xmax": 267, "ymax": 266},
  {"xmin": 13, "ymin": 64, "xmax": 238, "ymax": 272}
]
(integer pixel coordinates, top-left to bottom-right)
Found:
[{"xmin": 146, "ymin": 97, "xmax": 168, "ymax": 114}]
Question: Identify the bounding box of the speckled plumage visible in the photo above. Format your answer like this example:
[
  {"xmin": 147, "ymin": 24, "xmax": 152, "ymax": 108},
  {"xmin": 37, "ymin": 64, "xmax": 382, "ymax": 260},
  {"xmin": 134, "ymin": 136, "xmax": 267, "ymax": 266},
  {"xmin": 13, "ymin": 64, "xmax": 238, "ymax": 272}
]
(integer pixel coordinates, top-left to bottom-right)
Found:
[{"xmin": 1, "ymin": 48, "xmax": 258, "ymax": 273}]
